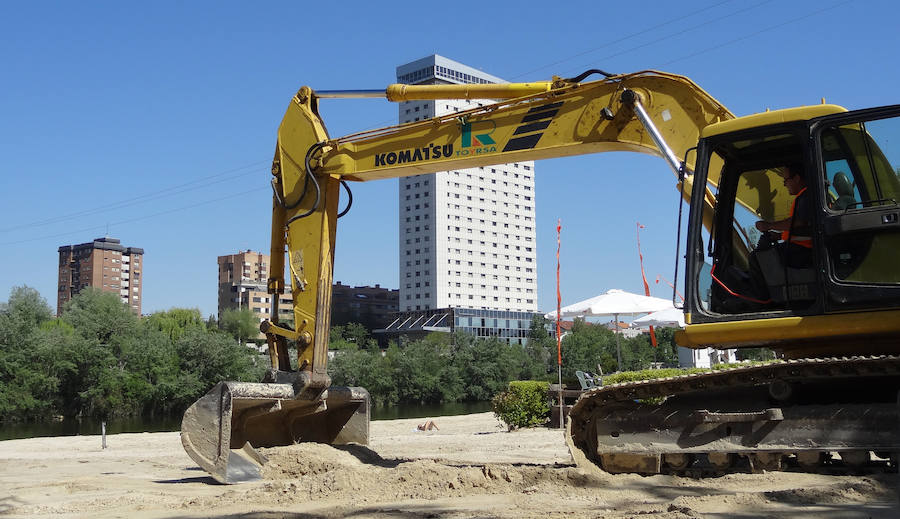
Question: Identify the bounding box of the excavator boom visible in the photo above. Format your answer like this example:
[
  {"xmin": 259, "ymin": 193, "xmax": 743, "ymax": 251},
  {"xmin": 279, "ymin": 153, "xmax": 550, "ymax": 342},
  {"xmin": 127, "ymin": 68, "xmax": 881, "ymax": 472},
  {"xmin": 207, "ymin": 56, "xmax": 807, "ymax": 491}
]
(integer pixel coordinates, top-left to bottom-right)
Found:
[{"xmin": 271, "ymin": 70, "xmax": 730, "ymax": 366}]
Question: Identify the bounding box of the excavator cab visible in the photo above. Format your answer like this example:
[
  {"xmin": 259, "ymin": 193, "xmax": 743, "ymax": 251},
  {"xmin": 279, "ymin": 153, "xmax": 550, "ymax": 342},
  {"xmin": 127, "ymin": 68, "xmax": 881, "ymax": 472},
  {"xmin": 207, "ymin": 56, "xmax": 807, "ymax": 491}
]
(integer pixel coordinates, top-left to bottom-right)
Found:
[{"xmin": 683, "ymin": 104, "xmax": 900, "ymax": 355}]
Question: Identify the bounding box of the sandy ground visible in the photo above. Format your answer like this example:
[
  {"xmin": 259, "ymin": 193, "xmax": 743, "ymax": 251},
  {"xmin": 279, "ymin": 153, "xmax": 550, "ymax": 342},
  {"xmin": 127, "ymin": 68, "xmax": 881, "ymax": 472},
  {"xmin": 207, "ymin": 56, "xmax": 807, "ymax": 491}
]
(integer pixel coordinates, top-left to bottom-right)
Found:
[{"xmin": 0, "ymin": 412, "xmax": 897, "ymax": 518}]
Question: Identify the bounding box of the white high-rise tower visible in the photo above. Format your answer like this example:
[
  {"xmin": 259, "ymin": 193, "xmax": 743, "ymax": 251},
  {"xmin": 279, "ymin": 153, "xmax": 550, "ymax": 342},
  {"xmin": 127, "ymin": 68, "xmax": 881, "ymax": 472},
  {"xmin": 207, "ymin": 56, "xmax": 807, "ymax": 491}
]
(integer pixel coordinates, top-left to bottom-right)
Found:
[{"xmin": 396, "ymin": 55, "xmax": 538, "ymax": 314}]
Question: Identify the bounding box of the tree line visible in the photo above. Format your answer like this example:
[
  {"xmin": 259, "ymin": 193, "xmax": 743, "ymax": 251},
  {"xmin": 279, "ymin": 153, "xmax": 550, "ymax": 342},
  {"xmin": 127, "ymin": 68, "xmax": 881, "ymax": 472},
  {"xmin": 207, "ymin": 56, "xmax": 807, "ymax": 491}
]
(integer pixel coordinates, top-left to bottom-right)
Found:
[
  {"xmin": 0, "ymin": 286, "xmax": 265, "ymax": 423},
  {"xmin": 2, "ymin": 284, "xmax": 691, "ymax": 423},
  {"xmin": 327, "ymin": 316, "xmax": 683, "ymax": 407}
]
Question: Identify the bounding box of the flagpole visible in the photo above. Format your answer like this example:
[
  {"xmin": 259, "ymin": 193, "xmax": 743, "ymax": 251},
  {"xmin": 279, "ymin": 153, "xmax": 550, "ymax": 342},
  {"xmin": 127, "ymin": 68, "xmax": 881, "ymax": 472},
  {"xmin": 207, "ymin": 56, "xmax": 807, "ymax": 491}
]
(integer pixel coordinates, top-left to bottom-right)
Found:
[{"xmin": 556, "ymin": 219, "xmax": 564, "ymax": 429}]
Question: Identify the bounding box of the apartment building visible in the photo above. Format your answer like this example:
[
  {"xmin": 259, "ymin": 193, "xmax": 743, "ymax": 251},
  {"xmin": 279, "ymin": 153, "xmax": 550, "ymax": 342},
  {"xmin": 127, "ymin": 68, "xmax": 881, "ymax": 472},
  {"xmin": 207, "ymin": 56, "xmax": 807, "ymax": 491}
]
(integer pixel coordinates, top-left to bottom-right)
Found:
[
  {"xmin": 397, "ymin": 55, "xmax": 538, "ymax": 314},
  {"xmin": 57, "ymin": 237, "xmax": 143, "ymax": 315},
  {"xmin": 217, "ymin": 251, "xmax": 398, "ymax": 337},
  {"xmin": 385, "ymin": 55, "xmax": 543, "ymax": 345},
  {"xmin": 216, "ymin": 251, "xmax": 292, "ymax": 329}
]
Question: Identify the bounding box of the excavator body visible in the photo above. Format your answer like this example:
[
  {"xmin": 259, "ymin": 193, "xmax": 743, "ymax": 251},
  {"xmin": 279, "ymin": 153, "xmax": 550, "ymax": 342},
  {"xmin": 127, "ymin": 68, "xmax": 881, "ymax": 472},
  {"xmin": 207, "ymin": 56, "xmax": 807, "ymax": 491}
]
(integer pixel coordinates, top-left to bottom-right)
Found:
[{"xmin": 181, "ymin": 68, "xmax": 900, "ymax": 481}]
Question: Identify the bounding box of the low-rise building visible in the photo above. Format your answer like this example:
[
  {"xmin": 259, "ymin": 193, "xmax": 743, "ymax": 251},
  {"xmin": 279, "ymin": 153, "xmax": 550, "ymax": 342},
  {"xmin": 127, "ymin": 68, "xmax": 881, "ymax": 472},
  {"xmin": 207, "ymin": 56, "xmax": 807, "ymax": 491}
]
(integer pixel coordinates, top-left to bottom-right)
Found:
[
  {"xmin": 377, "ymin": 307, "xmax": 544, "ymax": 346},
  {"xmin": 331, "ymin": 281, "xmax": 399, "ymax": 331}
]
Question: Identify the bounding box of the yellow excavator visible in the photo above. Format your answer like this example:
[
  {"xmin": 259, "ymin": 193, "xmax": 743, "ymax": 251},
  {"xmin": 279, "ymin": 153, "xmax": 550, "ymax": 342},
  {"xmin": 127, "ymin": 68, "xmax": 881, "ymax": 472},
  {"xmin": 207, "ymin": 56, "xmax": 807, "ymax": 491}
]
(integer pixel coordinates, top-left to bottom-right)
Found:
[{"xmin": 181, "ymin": 69, "xmax": 900, "ymax": 483}]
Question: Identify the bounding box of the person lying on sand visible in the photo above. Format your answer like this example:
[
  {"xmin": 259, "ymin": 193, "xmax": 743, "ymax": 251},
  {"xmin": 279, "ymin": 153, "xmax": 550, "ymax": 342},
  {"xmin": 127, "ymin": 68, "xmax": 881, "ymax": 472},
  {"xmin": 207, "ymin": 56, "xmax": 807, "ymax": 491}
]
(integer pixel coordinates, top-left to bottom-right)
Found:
[{"xmin": 416, "ymin": 420, "xmax": 439, "ymax": 431}]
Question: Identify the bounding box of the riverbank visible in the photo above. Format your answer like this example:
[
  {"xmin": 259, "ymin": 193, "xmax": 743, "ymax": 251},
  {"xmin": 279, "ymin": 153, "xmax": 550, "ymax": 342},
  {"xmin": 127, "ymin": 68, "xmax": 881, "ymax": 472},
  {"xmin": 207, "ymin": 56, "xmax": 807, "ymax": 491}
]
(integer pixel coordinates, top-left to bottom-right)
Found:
[
  {"xmin": 0, "ymin": 401, "xmax": 495, "ymax": 441},
  {"xmin": 0, "ymin": 412, "xmax": 896, "ymax": 518}
]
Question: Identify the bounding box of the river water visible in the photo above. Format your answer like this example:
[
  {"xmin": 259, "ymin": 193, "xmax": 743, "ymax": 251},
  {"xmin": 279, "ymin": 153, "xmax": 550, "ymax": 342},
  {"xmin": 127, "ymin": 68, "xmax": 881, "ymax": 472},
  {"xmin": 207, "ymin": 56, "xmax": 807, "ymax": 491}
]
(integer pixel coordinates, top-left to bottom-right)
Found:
[{"xmin": 0, "ymin": 401, "xmax": 493, "ymax": 441}]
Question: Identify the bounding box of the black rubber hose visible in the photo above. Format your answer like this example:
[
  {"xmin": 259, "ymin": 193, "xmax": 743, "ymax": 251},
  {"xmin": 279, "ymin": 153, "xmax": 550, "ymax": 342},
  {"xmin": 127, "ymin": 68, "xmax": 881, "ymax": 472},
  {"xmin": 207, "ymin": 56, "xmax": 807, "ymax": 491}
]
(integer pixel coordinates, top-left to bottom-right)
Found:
[
  {"xmin": 337, "ymin": 180, "xmax": 353, "ymax": 218},
  {"xmin": 284, "ymin": 143, "xmax": 325, "ymax": 226},
  {"xmin": 564, "ymin": 69, "xmax": 617, "ymax": 83}
]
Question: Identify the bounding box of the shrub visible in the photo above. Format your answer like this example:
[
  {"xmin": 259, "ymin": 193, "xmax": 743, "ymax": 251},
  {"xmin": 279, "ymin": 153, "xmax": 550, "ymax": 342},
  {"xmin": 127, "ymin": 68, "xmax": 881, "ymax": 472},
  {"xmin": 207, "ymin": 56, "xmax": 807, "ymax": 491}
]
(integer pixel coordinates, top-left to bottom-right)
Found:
[{"xmin": 491, "ymin": 380, "xmax": 550, "ymax": 430}]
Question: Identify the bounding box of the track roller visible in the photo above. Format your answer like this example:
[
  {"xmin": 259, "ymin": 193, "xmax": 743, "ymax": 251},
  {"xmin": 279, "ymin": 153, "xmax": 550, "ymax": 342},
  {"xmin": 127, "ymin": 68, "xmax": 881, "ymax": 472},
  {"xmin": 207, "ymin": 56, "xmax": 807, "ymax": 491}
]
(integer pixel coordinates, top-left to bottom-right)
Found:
[
  {"xmin": 795, "ymin": 451, "xmax": 824, "ymax": 468},
  {"xmin": 747, "ymin": 452, "xmax": 783, "ymax": 473},
  {"xmin": 707, "ymin": 452, "xmax": 734, "ymax": 470},
  {"xmin": 664, "ymin": 453, "xmax": 693, "ymax": 471}
]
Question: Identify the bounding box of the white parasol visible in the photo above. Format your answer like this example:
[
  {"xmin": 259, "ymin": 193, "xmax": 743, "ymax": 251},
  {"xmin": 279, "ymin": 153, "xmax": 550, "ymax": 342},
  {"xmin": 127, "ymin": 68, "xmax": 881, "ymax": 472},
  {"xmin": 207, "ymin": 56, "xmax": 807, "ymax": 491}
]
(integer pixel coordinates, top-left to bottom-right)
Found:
[{"xmin": 545, "ymin": 289, "xmax": 675, "ymax": 371}]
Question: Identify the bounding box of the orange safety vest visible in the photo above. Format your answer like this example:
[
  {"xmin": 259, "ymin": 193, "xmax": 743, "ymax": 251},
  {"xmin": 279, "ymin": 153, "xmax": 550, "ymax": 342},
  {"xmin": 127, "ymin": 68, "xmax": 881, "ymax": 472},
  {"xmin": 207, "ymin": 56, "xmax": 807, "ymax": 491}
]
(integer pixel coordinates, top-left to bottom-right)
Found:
[{"xmin": 781, "ymin": 187, "xmax": 813, "ymax": 248}]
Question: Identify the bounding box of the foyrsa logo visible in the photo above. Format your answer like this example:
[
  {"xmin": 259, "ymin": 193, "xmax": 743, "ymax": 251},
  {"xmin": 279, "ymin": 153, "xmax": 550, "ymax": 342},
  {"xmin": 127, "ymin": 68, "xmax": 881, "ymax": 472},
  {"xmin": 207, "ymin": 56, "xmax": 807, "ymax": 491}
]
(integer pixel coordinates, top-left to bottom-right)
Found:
[{"xmin": 457, "ymin": 120, "xmax": 497, "ymax": 157}]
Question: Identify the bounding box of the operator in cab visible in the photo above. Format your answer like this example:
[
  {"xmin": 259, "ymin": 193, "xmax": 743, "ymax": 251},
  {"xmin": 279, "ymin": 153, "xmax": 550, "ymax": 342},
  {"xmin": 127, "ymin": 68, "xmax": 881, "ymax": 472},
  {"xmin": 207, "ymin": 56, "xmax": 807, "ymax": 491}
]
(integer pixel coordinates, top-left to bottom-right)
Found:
[{"xmin": 754, "ymin": 163, "xmax": 813, "ymax": 269}]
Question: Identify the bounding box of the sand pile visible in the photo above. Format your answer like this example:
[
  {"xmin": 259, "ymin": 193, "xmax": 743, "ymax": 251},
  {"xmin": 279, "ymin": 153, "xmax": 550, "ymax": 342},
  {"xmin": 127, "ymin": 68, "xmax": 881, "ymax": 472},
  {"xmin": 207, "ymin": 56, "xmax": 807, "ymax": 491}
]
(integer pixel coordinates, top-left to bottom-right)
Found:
[{"xmin": 252, "ymin": 442, "xmax": 610, "ymax": 505}]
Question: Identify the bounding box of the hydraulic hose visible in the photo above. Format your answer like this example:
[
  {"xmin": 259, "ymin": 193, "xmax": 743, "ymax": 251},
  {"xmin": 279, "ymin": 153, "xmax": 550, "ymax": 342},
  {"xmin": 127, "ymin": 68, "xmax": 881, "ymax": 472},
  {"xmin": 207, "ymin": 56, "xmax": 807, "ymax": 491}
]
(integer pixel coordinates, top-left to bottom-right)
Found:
[
  {"xmin": 284, "ymin": 143, "xmax": 325, "ymax": 226},
  {"xmin": 564, "ymin": 69, "xmax": 617, "ymax": 83}
]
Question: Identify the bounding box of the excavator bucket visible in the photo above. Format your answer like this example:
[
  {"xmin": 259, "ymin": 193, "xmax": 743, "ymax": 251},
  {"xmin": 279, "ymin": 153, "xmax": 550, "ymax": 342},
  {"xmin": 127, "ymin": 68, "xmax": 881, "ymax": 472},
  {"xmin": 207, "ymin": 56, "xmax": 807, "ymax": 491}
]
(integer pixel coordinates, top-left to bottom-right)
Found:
[{"xmin": 180, "ymin": 380, "xmax": 370, "ymax": 484}]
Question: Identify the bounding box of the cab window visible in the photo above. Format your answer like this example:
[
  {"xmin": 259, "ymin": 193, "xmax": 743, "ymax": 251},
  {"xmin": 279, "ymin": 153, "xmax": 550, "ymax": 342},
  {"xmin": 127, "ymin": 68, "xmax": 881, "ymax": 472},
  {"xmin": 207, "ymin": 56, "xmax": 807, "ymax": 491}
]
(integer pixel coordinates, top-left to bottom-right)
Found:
[{"xmin": 818, "ymin": 115, "xmax": 900, "ymax": 283}]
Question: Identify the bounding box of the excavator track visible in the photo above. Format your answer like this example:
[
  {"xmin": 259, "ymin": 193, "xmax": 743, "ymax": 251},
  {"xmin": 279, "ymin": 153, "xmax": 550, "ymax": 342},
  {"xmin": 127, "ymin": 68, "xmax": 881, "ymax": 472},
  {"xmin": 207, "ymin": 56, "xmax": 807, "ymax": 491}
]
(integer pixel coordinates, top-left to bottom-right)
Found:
[{"xmin": 567, "ymin": 356, "xmax": 900, "ymax": 476}]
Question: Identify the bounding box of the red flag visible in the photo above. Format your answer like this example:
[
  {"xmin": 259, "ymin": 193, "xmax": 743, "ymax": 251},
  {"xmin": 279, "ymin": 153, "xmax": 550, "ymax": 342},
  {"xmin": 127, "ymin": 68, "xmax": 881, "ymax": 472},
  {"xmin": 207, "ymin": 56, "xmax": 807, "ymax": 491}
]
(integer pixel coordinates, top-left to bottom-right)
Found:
[
  {"xmin": 656, "ymin": 274, "xmax": 685, "ymax": 302},
  {"xmin": 637, "ymin": 222, "xmax": 658, "ymax": 347},
  {"xmin": 556, "ymin": 219, "xmax": 562, "ymax": 365}
]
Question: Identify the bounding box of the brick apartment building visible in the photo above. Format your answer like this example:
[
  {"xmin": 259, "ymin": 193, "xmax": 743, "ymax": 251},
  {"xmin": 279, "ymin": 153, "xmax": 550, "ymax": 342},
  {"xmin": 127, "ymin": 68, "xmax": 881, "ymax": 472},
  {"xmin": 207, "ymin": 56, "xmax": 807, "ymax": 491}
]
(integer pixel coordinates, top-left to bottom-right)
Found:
[
  {"xmin": 57, "ymin": 237, "xmax": 144, "ymax": 315},
  {"xmin": 216, "ymin": 251, "xmax": 292, "ymax": 329}
]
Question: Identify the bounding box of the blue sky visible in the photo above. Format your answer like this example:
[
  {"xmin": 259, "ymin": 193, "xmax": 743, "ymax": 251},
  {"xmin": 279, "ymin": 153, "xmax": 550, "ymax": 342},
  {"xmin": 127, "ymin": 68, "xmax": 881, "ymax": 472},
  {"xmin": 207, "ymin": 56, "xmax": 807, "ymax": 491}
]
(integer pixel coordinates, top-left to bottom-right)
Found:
[{"xmin": 1, "ymin": 0, "xmax": 896, "ymax": 318}]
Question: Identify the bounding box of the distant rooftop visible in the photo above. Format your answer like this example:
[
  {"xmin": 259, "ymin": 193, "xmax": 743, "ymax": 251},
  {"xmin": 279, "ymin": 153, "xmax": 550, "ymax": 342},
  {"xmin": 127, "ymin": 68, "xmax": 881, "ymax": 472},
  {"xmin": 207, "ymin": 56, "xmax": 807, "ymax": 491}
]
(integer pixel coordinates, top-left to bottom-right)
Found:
[
  {"xmin": 58, "ymin": 236, "xmax": 144, "ymax": 254},
  {"xmin": 396, "ymin": 54, "xmax": 506, "ymax": 85}
]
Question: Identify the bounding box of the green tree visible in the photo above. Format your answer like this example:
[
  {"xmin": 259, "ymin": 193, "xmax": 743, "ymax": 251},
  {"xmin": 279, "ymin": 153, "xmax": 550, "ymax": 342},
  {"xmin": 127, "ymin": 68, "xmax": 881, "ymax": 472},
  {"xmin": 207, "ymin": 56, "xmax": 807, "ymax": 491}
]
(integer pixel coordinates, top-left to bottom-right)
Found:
[
  {"xmin": 52, "ymin": 330, "xmax": 118, "ymax": 418},
  {"xmin": 55, "ymin": 291, "xmax": 205, "ymax": 419},
  {"xmin": 329, "ymin": 347, "xmax": 397, "ymax": 406},
  {"xmin": 2, "ymin": 286, "xmax": 53, "ymax": 333},
  {"xmin": 650, "ymin": 327, "xmax": 680, "ymax": 366},
  {"xmin": 524, "ymin": 315, "xmax": 555, "ymax": 380},
  {"xmin": 449, "ymin": 333, "xmax": 522, "ymax": 401},
  {"xmin": 329, "ymin": 324, "xmax": 358, "ymax": 351},
  {"xmin": 144, "ymin": 308, "xmax": 206, "ymax": 342},
  {"xmin": 220, "ymin": 308, "xmax": 259, "ymax": 344},
  {"xmin": 343, "ymin": 322, "xmax": 377, "ymax": 349},
  {"xmin": 62, "ymin": 288, "xmax": 140, "ymax": 346},
  {"xmin": 0, "ymin": 286, "xmax": 59, "ymax": 421},
  {"xmin": 331, "ymin": 331, "xmax": 532, "ymax": 406},
  {"xmin": 175, "ymin": 327, "xmax": 264, "ymax": 392},
  {"xmin": 559, "ymin": 319, "xmax": 618, "ymax": 379},
  {"xmin": 54, "ymin": 289, "xmax": 142, "ymax": 417},
  {"xmin": 619, "ymin": 334, "xmax": 654, "ymax": 371},
  {"xmin": 329, "ymin": 322, "xmax": 378, "ymax": 351},
  {"xmin": 398, "ymin": 333, "xmax": 460, "ymax": 403},
  {"xmin": 121, "ymin": 324, "xmax": 190, "ymax": 414}
]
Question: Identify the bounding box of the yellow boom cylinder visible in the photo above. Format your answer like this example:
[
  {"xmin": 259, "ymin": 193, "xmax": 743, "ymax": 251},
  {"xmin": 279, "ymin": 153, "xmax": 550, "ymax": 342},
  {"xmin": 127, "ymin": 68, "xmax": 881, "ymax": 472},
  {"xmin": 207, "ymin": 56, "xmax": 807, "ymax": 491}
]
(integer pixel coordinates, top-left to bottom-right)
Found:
[{"xmin": 385, "ymin": 82, "xmax": 555, "ymax": 102}]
